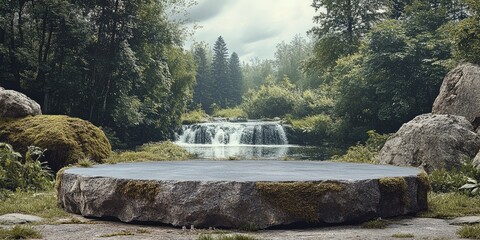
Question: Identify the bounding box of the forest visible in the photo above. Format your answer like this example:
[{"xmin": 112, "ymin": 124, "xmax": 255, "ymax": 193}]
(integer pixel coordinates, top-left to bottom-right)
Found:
[{"xmin": 1, "ymin": 0, "xmax": 480, "ymax": 148}]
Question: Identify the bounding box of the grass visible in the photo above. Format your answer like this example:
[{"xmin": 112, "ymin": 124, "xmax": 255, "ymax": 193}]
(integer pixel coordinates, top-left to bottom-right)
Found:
[
  {"xmin": 391, "ymin": 233, "xmax": 414, "ymax": 238},
  {"xmin": 457, "ymin": 224, "xmax": 480, "ymax": 239},
  {"xmin": 418, "ymin": 192, "xmax": 480, "ymax": 218},
  {"xmin": 0, "ymin": 189, "xmax": 68, "ymax": 220},
  {"xmin": 330, "ymin": 130, "xmax": 389, "ymax": 164},
  {"xmin": 0, "ymin": 225, "xmax": 43, "ymax": 239},
  {"xmin": 77, "ymin": 157, "xmax": 94, "ymax": 167},
  {"xmin": 181, "ymin": 109, "xmax": 209, "ymax": 124},
  {"xmin": 361, "ymin": 219, "xmax": 388, "ymax": 229},
  {"xmin": 198, "ymin": 234, "xmax": 259, "ymax": 240},
  {"xmin": 105, "ymin": 141, "xmax": 193, "ymax": 164},
  {"xmin": 99, "ymin": 230, "xmax": 135, "ymax": 238},
  {"xmin": 212, "ymin": 107, "xmax": 247, "ymax": 119}
]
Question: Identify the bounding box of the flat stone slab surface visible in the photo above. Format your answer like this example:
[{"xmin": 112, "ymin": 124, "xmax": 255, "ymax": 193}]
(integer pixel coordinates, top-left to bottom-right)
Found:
[
  {"xmin": 18, "ymin": 217, "xmax": 462, "ymax": 240},
  {"xmin": 58, "ymin": 160, "xmax": 429, "ymax": 229},
  {"xmin": 449, "ymin": 216, "xmax": 480, "ymax": 225},
  {"xmin": 64, "ymin": 160, "xmax": 422, "ymax": 181},
  {"xmin": 0, "ymin": 213, "xmax": 43, "ymax": 225}
]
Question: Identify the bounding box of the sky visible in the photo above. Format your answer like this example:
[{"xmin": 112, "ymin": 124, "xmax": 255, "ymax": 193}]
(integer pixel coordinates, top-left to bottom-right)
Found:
[{"xmin": 183, "ymin": 0, "xmax": 317, "ymax": 62}]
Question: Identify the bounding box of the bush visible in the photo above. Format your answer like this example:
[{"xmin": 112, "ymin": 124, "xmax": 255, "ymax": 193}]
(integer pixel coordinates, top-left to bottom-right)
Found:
[
  {"xmin": 330, "ymin": 130, "xmax": 390, "ymax": 163},
  {"xmin": 429, "ymin": 161, "xmax": 480, "ymax": 193},
  {"xmin": 458, "ymin": 224, "xmax": 480, "ymax": 239},
  {"xmin": 106, "ymin": 141, "xmax": 192, "ymax": 164},
  {"xmin": 212, "ymin": 107, "xmax": 247, "ymax": 119},
  {"xmin": 289, "ymin": 114, "xmax": 336, "ymax": 145},
  {"xmin": 181, "ymin": 109, "xmax": 209, "ymax": 124},
  {"xmin": 0, "ymin": 115, "xmax": 111, "ymax": 171},
  {"xmin": 0, "ymin": 143, "xmax": 52, "ymax": 191},
  {"xmin": 241, "ymin": 78, "xmax": 300, "ymax": 119},
  {"xmin": 0, "ymin": 225, "xmax": 42, "ymax": 240}
]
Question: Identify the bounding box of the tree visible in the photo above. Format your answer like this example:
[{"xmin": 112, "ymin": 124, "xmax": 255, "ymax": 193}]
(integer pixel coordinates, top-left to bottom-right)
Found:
[
  {"xmin": 228, "ymin": 52, "xmax": 243, "ymax": 106},
  {"xmin": 307, "ymin": 0, "xmax": 388, "ymax": 72},
  {"xmin": 242, "ymin": 58, "xmax": 274, "ymax": 91},
  {"xmin": 211, "ymin": 36, "xmax": 229, "ymax": 108},
  {"xmin": 450, "ymin": 0, "xmax": 480, "ymax": 64},
  {"xmin": 192, "ymin": 43, "xmax": 213, "ymax": 112},
  {"xmin": 334, "ymin": 20, "xmax": 449, "ymax": 134},
  {"xmin": 0, "ymin": 0, "xmax": 195, "ymax": 147},
  {"xmin": 273, "ymin": 35, "xmax": 313, "ymax": 87}
]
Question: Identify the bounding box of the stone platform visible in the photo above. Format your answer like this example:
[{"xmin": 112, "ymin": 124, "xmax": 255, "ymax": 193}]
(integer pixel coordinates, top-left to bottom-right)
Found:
[{"xmin": 57, "ymin": 161, "xmax": 429, "ymax": 229}]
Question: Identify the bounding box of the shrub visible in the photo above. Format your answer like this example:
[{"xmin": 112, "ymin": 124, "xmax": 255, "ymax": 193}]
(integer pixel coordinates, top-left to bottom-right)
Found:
[
  {"xmin": 0, "ymin": 225, "xmax": 42, "ymax": 240},
  {"xmin": 289, "ymin": 114, "xmax": 337, "ymax": 145},
  {"xmin": 458, "ymin": 224, "xmax": 480, "ymax": 239},
  {"xmin": 106, "ymin": 141, "xmax": 192, "ymax": 164},
  {"xmin": 429, "ymin": 161, "xmax": 480, "ymax": 193},
  {"xmin": 181, "ymin": 109, "xmax": 209, "ymax": 124},
  {"xmin": 0, "ymin": 115, "xmax": 111, "ymax": 171},
  {"xmin": 0, "ymin": 143, "xmax": 52, "ymax": 191},
  {"xmin": 418, "ymin": 192, "xmax": 480, "ymax": 218},
  {"xmin": 331, "ymin": 130, "xmax": 390, "ymax": 163},
  {"xmin": 241, "ymin": 77, "xmax": 300, "ymax": 119},
  {"xmin": 212, "ymin": 107, "xmax": 247, "ymax": 119}
]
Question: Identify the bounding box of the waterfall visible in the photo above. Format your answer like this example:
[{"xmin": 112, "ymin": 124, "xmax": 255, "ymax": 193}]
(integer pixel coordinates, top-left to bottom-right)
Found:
[{"xmin": 177, "ymin": 121, "xmax": 288, "ymax": 145}]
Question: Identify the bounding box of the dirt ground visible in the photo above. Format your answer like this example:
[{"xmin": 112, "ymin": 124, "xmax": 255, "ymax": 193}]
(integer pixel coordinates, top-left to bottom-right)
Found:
[{"xmin": 20, "ymin": 217, "xmax": 463, "ymax": 240}]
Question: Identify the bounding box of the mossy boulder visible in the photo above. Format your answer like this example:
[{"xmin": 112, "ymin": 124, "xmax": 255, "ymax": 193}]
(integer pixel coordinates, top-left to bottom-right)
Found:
[{"xmin": 0, "ymin": 115, "xmax": 111, "ymax": 171}]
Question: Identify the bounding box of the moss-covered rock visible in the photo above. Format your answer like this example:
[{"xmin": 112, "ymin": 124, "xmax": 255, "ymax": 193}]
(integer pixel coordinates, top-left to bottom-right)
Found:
[{"xmin": 0, "ymin": 115, "xmax": 111, "ymax": 171}]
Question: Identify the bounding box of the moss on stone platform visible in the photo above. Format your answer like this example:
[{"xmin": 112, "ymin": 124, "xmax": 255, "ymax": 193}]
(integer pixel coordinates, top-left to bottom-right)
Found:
[{"xmin": 255, "ymin": 181, "xmax": 345, "ymax": 222}]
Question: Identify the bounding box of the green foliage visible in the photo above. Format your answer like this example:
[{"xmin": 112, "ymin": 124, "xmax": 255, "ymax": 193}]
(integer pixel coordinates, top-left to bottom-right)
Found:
[
  {"xmin": 0, "ymin": 189, "xmax": 68, "ymax": 219},
  {"xmin": 106, "ymin": 141, "xmax": 192, "ymax": 164},
  {"xmin": 192, "ymin": 43, "xmax": 214, "ymax": 113},
  {"xmin": 458, "ymin": 224, "xmax": 480, "ymax": 239},
  {"xmin": 331, "ymin": 130, "xmax": 389, "ymax": 163},
  {"xmin": 290, "ymin": 114, "xmax": 337, "ymax": 145},
  {"xmin": 181, "ymin": 109, "xmax": 209, "ymax": 124},
  {"xmin": 0, "ymin": 225, "xmax": 43, "ymax": 240},
  {"xmin": 242, "ymin": 58, "xmax": 274, "ymax": 92},
  {"xmin": 418, "ymin": 192, "xmax": 480, "ymax": 218},
  {"xmin": 451, "ymin": 17, "xmax": 480, "ymax": 64},
  {"xmin": 241, "ymin": 76, "xmax": 299, "ymax": 119},
  {"xmin": 0, "ymin": 143, "xmax": 52, "ymax": 191},
  {"xmin": 429, "ymin": 161, "xmax": 480, "ymax": 193},
  {"xmin": 0, "ymin": 0, "xmax": 195, "ymax": 148},
  {"xmin": 212, "ymin": 36, "xmax": 230, "ymax": 108},
  {"xmin": 361, "ymin": 219, "xmax": 388, "ymax": 229},
  {"xmin": 460, "ymin": 178, "xmax": 480, "ymax": 196},
  {"xmin": 213, "ymin": 108, "xmax": 247, "ymax": 119},
  {"xmin": 0, "ymin": 115, "xmax": 111, "ymax": 171}
]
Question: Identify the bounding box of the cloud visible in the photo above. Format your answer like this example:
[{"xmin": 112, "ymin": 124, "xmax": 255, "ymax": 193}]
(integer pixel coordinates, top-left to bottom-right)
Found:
[
  {"xmin": 185, "ymin": 0, "xmax": 317, "ymax": 61},
  {"xmin": 187, "ymin": 0, "xmax": 231, "ymax": 22}
]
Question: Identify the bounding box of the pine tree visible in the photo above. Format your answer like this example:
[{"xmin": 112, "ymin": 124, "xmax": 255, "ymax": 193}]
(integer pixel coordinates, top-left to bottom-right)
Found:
[
  {"xmin": 228, "ymin": 52, "xmax": 243, "ymax": 106},
  {"xmin": 192, "ymin": 44, "xmax": 213, "ymax": 112},
  {"xmin": 212, "ymin": 36, "xmax": 229, "ymax": 108}
]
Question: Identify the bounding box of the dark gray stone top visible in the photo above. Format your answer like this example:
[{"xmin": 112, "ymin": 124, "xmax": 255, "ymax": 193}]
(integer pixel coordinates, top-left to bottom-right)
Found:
[{"xmin": 65, "ymin": 160, "xmax": 423, "ymax": 182}]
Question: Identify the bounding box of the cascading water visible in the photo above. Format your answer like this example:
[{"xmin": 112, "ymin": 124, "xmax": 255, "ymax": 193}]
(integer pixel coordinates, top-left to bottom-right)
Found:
[
  {"xmin": 175, "ymin": 121, "xmax": 294, "ymax": 159},
  {"xmin": 177, "ymin": 121, "xmax": 288, "ymax": 145}
]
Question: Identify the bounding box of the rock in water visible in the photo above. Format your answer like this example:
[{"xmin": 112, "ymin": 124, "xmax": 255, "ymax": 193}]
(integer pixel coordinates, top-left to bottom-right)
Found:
[
  {"xmin": 0, "ymin": 88, "xmax": 42, "ymax": 118},
  {"xmin": 379, "ymin": 114, "xmax": 480, "ymax": 172},
  {"xmin": 432, "ymin": 63, "xmax": 480, "ymax": 127}
]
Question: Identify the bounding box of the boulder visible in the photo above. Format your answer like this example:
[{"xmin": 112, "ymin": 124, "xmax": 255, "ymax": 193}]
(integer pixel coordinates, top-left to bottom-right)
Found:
[
  {"xmin": 0, "ymin": 115, "xmax": 111, "ymax": 171},
  {"xmin": 58, "ymin": 161, "xmax": 429, "ymax": 229},
  {"xmin": 0, "ymin": 88, "xmax": 42, "ymax": 118},
  {"xmin": 432, "ymin": 63, "xmax": 480, "ymax": 128},
  {"xmin": 379, "ymin": 114, "xmax": 480, "ymax": 172}
]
